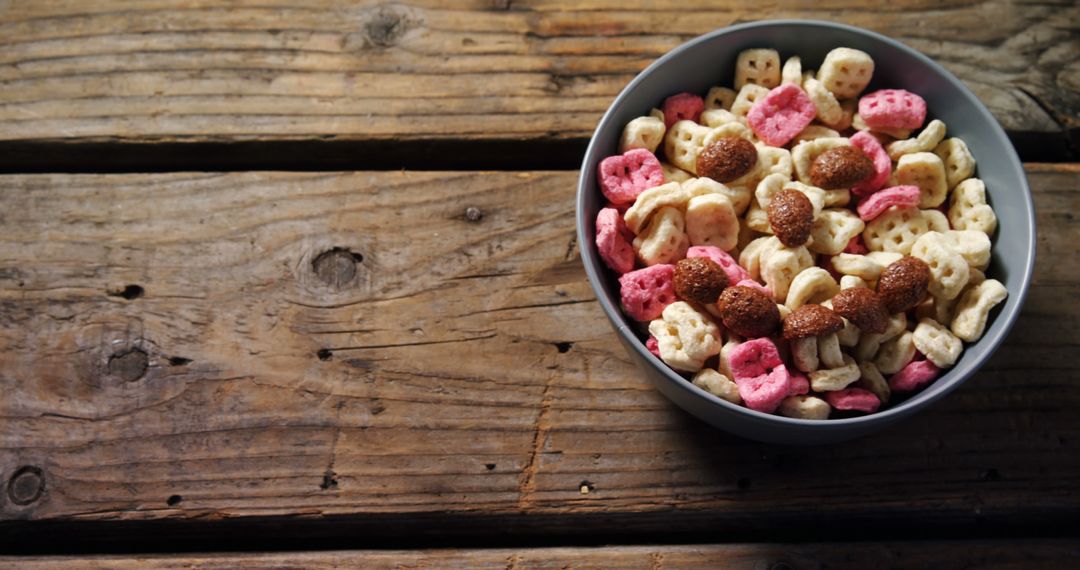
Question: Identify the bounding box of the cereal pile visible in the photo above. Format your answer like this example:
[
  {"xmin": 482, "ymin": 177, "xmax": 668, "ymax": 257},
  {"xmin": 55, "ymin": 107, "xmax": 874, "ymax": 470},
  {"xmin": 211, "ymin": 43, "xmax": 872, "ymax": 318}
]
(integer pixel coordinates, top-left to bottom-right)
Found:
[{"xmin": 594, "ymin": 47, "xmax": 1007, "ymax": 419}]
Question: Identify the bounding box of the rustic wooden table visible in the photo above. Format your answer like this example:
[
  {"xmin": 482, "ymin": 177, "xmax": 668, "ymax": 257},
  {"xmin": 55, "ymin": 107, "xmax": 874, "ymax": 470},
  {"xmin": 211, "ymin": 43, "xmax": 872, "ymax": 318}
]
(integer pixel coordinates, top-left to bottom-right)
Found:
[{"xmin": 0, "ymin": 1, "xmax": 1078, "ymax": 567}]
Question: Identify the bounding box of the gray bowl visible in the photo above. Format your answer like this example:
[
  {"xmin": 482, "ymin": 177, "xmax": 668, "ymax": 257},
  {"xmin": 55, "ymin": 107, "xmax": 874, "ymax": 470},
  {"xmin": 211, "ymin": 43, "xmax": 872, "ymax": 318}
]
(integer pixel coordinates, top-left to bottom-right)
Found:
[{"xmin": 576, "ymin": 20, "xmax": 1036, "ymax": 444}]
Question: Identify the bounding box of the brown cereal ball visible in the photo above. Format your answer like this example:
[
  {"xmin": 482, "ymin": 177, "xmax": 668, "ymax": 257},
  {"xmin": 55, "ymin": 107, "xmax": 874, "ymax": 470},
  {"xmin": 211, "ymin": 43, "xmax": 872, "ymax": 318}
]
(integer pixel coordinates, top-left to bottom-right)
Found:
[
  {"xmin": 783, "ymin": 304, "xmax": 845, "ymax": 340},
  {"xmin": 831, "ymin": 287, "xmax": 889, "ymax": 334},
  {"xmin": 673, "ymin": 257, "xmax": 729, "ymax": 305},
  {"xmin": 767, "ymin": 189, "xmax": 814, "ymax": 247},
  {"xmin": 809, "ymin": 146, "xmax": 875, "ymax": 189},
  {"xmin": 877, "ymin": 256, "xmax": 932, "ymax": 314},
  {"xmin": 696, "ymin": 136, "xmax": 758, "ymax": 183},
  {"xmin": 716, "ymin": 285, "xmax": 780, "ymax": 338}
]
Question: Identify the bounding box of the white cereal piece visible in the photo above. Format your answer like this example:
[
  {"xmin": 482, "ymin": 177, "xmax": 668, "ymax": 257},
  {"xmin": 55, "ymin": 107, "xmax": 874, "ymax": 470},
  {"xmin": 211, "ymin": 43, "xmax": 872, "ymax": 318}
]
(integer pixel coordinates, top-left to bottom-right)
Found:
[
  {"xmin": 949, "ymin": 178, "xmax": 997, "ymax": 235},
  {"xmin": 855, "ymin": 312, "xmax": 906, "ymax": 362},
  {"xmin": 660, "ymin": 161, "xmax": 694, "ymax": 183},
  {"xmin": 735, "ymin": 48, "xmax": 781, "ymax": 89},
  {"xmin": 776, "ymin": 302, "xmax": 793, "ymax": 321},
  {"xmin": 732, "ymin": 144, "xmax": 794, "ymax": 194},
  {"xmin": 809, "ymin": 355, "xmax": 861, "ymax": 392},
  {"xmin": 865, "ymin": 251, "xmax": 904, "ymax": 268},
  {"xmin": 760, "ymin": 243, "xmax": 815, "ymax": 302},
  {"xmin": 649, "ymin": 108, "xmax": 665, "ymax": 121},
  {"xmin": 951, "ymin": 279, "xmax": 1008, "ymax": 342},
  {"xmin": 692, "ymin": 368, "xmax": 742, "ymax": 404},
  {"xmin": 685, "ymin": 193, "xmax": 739, "ymax": 251},
  {"xmin": 744, "ymin": 199, "xmax": 772, "ymax": 234},
  {"xmin": 619, "ymin": 115, "xmax": 666, "ymax": 154},
  {"xmin": 663, "ymin": 120, "xmax": 713, "ymax": 174},
  {"xmin": 785, "ymin": 267, "xmax": 839, "ymax": 309},
  {"xmin": 831, "ymin": 253, "xmax": 886, "ymax": 281},
  {"xmin": 649, "ymin": 301, "xmax": 722, "ymax": 372},
  {"xmin": 791, "ymin": 336, "xmax": 819, "ymax": 373},
  {"xmin": 934, "ymin": 137, "xmax": 976, "ymax": 189},
  {"xmin": 874, "ymin": 330, "xmax": 916, "ymax": 375},
  {"xmin": 718, "ymin": 338, "xmax": 742, "ymax": 379},
  {"xmin": 896, "ymin": 152, "xmax": 949, "ymax": 208},
  {"xmin": 911, "ymin": 231, "xmax": 971, "ymax": 300},
  {"xmin": 886, "ymin": 119, "xmax": 947, "ymax": 161},
  {"xmin": 818, "ymin": 47, "xmax": 875, "ymax": 99},
  {"xmin": 833, "ymin": 98, "xmax": 857, "ymax": 131},
  {"xmin": 863, "ymin": 207, "xmax": 929, "ymax": 254},
  {"xmin": 753, "ymin": 173, "xmax": 789, "ymax": 210},
  {"xmin": 921, "ymin": 209, "xmax": 950, "ymax": 233},
  {"xmin": 778, "ymin": 395, "xmax": 831, "ymax": 420},
  {"xmin": 623, "ymin": 181, "xmax": 685, "ymax": 233},
  {"xmin": 942, "ymin": 230, "xmax": 991, "ymax": 270},
  {"xmin": 793, "ymin": 125, "xmax": 841, "ymax": 144},
  {"xmin": 704, "ymin": 86, "xmax": 737, "ymax": 111},
  {"xmin": 968, "ymin": 267, "xmax": 986, "ymax": 287},
  {"xmin": 804, "ymin": 75, "xmax": 845, "ymax": 127},
  {"xmin": 912, "ymin": 318, "xmax": 963, "ymax": 368},
  {"xmin": 916, "ymin": 294, "xmax": 959, "ymax": 327},
  {"xmin": 837, "ymin": 317, "xmax": 861, "ymax": 346},
  {"xmin": 633, "ymin": 206, "xmax": 690, "ymax": 266},
  {"xmin": 792, "ymin": 137, "xmax": 852, "ymax": 185},
  {"xmin": 781, "ymin": 181, "xmax": 827, "ymax": 217},
  {"xmin": 852, "ymin": 113, "xmax": 912, "ymax": 139},
  {"xmin": 840, "ymin": 275, "xmax": 868, "ymax": 290},
  {"xmin": 809, "ymin": 208, "xmax": 865, "ymax": 255},
  {"xmin": 857, "ymin": 361, "xmax": 890, "ymax": 404},
  {"xmin": 684, "ymin": 175, "xmax": 751, "ymax": 218},
  {"xmin": 822, "ymin": 189, "xmax": 851, "ymax": 208},
  {"xmin": 738, "ymin": 235, "xmax": 777, "ymax": 280},
  {"xmin": 700, "ymin": 108, "xmax": 741, "ymax": 128},
  {"xmin": 730, "ymin": 84, "xmax": 770, "ymax": 119},
  {"xmin": 781, "ymin": 56, "xmax": 802, "ymax": 85},
  {"xmin": 817, "ymin": 332, "xmax": 845, "ymax": 368}
]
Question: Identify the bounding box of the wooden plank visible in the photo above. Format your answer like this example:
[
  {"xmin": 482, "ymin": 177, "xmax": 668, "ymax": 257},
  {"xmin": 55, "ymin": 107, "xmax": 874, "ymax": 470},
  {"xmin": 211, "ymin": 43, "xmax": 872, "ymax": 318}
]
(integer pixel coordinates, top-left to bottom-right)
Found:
[
  {"xmin": 0, "ymin": 1, "xmax": 1076, "ymax": 160},
  {"xmin": 0, "ymin": 165, "xmax": 1076, "ymax": 542},
  {"xmin": 5, "ymin": 540, "xmax": 1080, "ymax": 569}
]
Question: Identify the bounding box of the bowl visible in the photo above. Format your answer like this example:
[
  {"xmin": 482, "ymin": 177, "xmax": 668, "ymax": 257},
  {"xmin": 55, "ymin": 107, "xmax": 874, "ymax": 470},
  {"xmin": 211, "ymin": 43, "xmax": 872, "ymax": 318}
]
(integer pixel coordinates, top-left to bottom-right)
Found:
[{"xmin": 575, "ymin": 20, "xmax": 1036, "ymax": 444}]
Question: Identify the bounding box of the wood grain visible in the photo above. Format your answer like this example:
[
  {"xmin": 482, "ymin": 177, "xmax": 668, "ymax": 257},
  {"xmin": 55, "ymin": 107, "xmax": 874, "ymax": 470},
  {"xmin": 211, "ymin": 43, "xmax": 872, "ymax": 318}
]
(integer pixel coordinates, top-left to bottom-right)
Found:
[
  {"xmin": 6, "ymin": 540, "xmax": 1080, "ymax": 569},
  {"xmin": 0, "ymin": 166, "xmax": 1076, "ymax": 542},
  {"xmin": 0, "ymin": 0, "xmax": 1076, "ymax": 158}
]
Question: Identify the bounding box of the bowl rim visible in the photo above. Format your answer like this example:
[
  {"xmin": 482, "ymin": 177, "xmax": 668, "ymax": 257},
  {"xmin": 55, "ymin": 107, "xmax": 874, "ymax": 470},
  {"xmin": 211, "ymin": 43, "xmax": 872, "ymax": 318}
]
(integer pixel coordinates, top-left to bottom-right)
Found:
[{"xmin": 575, "ymin": 18, "xmax": 1037, "ymax": 429}]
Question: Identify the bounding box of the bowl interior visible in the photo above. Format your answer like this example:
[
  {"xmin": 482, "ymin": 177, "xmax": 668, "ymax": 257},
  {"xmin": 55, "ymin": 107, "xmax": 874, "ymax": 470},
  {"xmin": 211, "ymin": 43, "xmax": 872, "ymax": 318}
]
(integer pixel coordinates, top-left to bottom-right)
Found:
[{"xmin": 576, "ymin": 20, "xmax": 1035, "ymax": 436}]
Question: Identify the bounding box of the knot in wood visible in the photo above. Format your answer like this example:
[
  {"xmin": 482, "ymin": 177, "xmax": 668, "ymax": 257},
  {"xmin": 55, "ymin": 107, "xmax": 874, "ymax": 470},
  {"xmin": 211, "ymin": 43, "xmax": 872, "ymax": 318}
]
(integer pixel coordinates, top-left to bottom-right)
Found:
[
  {"xmin": 465, "ymin": 207, "xmax": 484, "ymax": 222},
  {"xmin": 365, "ymin": 6, "xmax": 410, "ymax": 48},
  {"xmin": 108, "ymin": 348, "xmax": 148, "ymax": 382},
  {"xmin": 8, "ymin": 466, "xmax": 45, "ymax": 506},
  {"xmin": 313, "ymin": 247, "xmax": 363, "ymax": 289}
]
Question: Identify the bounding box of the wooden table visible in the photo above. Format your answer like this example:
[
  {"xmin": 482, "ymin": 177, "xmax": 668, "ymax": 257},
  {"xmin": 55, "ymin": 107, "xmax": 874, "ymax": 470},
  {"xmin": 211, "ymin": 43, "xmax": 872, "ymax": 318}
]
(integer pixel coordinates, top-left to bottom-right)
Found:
[{"xmin": 1, "ymin": 2, "xmax": 1077, "ymax": 567}]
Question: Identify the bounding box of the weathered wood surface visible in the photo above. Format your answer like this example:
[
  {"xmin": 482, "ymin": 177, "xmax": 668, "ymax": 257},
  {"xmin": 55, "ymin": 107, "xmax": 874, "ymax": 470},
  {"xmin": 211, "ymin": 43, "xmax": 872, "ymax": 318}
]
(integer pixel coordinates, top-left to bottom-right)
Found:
[
  {"xmin": 0, "ymin": 0, "xmax": 1076, "ymax": 158},
  {"xmin": 0, "ymin": 165, "xmax": 1076, "ymax": 542},
  {"xmin": 7, "ymin": 540, "xmax": 1080, "ymax": 569}
]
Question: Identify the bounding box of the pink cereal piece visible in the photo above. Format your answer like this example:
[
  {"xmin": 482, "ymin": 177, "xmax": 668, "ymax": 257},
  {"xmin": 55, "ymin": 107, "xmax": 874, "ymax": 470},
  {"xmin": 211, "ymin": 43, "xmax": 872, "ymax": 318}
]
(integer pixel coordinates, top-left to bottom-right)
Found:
[
  {"xmin": 787, "ymin": 371, "xmax": 810, "ymax": 396},
  {"xmin": 737, "ymin": 364, "xmax": 793, "ymax": 414},
  {"xmin": 618, "ymin": 264, "xmax": 676, "ymax": 322},
  {"xmin": 735, "ymin": 279, "xmax": 773, "ymax": 299},
  {"xmin": 687, "ymin": 245, "xmax": 751, "ymax": 284},
  {"xmin": 595, "ymin": 208, "xmax": 635, "ymax": 274},
  {"xmin": 746, "ymin": 84, "xmax": 817, "ymax": 147},
  {"xmin": 728, "ymin": 337, "xmax": 783, "ymax": 380},
  {"xmin": 825, "ymin": 388, "xmax": 881, "ymax": 413},
  {"xmin": 850, "ymin": 131, "xmax": 892, "ymax": 196},
  {"xmin": 843, "ymin": 235, "xmax": 869, "ymax": 255},
  {"xmin": 645, "ymin": 335, "xmax": 661, "ymax": 358},
  {"xmin": 888, "ymin": 359, "xmax": 942, "ymax": 392},
  {"xmin": 661, "ymin": 92, "xmax": 705, "ymax": 127},
  {"xmin": 604, "ymin": 200, "xmax": 631, "ymax": 215},
  {"xmin": 856, "ymin": 185, "xmax": 921, "ymax": 221},
  {"xmin": 858, "ymin": 89, "xmax": 927, "ymax": 130},
  {"xmin": 598, "ymin": 148, "xmax": 665, "ymax": 205}
]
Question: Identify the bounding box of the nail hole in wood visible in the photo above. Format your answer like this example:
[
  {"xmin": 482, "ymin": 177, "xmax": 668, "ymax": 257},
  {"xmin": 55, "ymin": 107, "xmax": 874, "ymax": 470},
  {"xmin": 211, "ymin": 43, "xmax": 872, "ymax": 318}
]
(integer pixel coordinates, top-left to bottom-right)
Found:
[
  {"xmin": 316, "ymin": 349, "xmax": 333, "ymax": 361},
  {"xmin": 108, "ymin": 284, "xmax": 144, "ymax": 300},
  {"xmin": 737, "ymin": 477, "xmax": 752, "ymax": 490},
  {"xmin": 555, "ymin": 342, "xmax": 573, "ymax": 353},
  {"xmin": 579, "ymin": 480, "xmax": 594, "ymax": 494},
  {"xmin": 485, "ymin": 463, "xmax": 496, "ymax": 471},
  {"xmin": 168, "ymin": 356, "xmax": 192, "ymax": 367},
  {"xmin": 312, "ymin": 247, "xmax": 362, "ymax": 289},
  {"xmin": 166, "ymin": 494, "xmax": 182, "ymax": 507},
  {"xmin": 465, "ymin": 206, "xmax": 484, "ymax": 222},
  {"xmin": 978, "ymin": 468, "xmax": 1001, "ymax": 481},
  {"xmin": 108, "ymin": 348, "xmax": 149, "ymax": 382},
  {"xmin": 8, "ymin": 466, "xmax": 45, "ymax": 506},
  {"xmin": 320, "ymin": 470, "xmax": 339, "ymax": 490}
]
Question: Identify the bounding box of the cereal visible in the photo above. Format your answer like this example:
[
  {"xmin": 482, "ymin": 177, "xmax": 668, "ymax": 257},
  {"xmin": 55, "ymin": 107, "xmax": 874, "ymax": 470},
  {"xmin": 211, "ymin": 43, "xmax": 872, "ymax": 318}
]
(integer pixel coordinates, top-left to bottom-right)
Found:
[
  {"xmin": 619, "ymin": 115, "xmax": 667, "ymax": 154},
  {"xmin": 716, "ymin": 285, "xmax": 781, "ymax": 338},
  {"xmin": 685, "ymin": 193, "xmax": 739, "ymax": 250},
  {"xmin": 912, "ymin": 318, "xmax": 962, "ymax": 368},
  {"xmin": 700, "ymin": 108, "xmax": 741, "ymax": 128},
  {"xmin": 831, "ymin": 253, "xmax": 886, "ymax": 281},
  {"xmin": 660, "ymin": 161, "xmax": 694, "ymax": 183},
  {"xmin": 730, "ymin": 83, "xmax": 770, "ymax": 119},
  {"xmin": 934, "ymin": 138, "xmax": 976, "ymax": 189},
  {"xmin": 692, "ymin": 368, "xmax": 742, "ymax": 404},
  {"xmin": 809, "ymin": 147, "xmax": 875, "ymax": 190},
  {"xmin": 696, "ymin": 136, "xmax": 758, "ymax": 183},
  {"xmin": 876, "ymin": 256, "xmax": 931, "ymax": 314},
  {"xmin": 922, "ymin": 209, "xmax": 950, "ymax": 233},
  {"xmin": 849, "ymin": 131, "xmax": 892, "ymax": 196},
  {"xmin": 646, "ymin": 335, "xmax": 661, "ymax": 357},
  {"xmin": 910, "ymin": 231, "xmax": 970, "ymax": 300},
  {"xmin": 840, "ymin": 275, "xmax": 868, "ymax": 290},
  {"xmin": 649, "ymin": 301, "xmax": 722, "ymax": 372},
  {"xmin": 792, "ymin": 137, "xmax": 851, "ymax": 185},
  {"xmin": 856, "ymin": 361, "xmax": 890, "ymax": 404},
  {"xmin": 785, "ymin": 267, "xmax": 839, "ymax": 309},
  {"xmin": 687, "ymin": 245, "xmax": 750, "ymax": 283},
  {"xmin": 941, "ymin": 230, "xmax": 991, "ymax": 270},
  {"xmin": 858, "ymin": 89, "xmax": 927, "ymax": 130},
  {"xmin": 663, "ymin": 120, "xmax": 713, "ymax": 174},
  {"xmin": 886, "ymin": 119, "xmax": 947, "ymax": 161},
  {"xmin": 863, "ymin": 206, "xmax": 929, "ymax": 254},
  {"xmin": 783, "ymin": 304, "xmax": 844, "ymax": 340},
  {"xmin": 843, "ymin": 234, "xmax": 869, "ymax": 255},
  {"xmin": 595, "ymin": 207, "xmax": 636, "ymax": 274},
  {"xmin": 808, "ymin": 208, "xmax": 865, "ymax": 256},
  {"xmin": 896, "ymin": 152, "xmax": 948, "ymax": 208},
  {"xmin": 874, "ymin": 330, "xmax": 916, "ymax": 375},
  {"xmin": 598, "ymin": 148, "xmax": 665, "ymax": 205},
  {"xmin": 737, "ymin": 364, "xmax": 793, "ymax": 413},
  {"xmin": 831, "ymin": 287, "xmax": 889, "ymax": 334},
  {"xmin": 674, "ymin": 257, "xmax": 728, "ymax": 305},
  {"xmin": 781, "ymin": 56, "xmax": 802, "ymax": 86},
  {"xmin": 818, "ymin": 48, "xmax": 874, "ymax": 99},
  {"xmin": 825, "ymin": 388, "xmax": 880, "ymax": 413},
  {"xmin": 623, "ymin": 180, "xmax": 700, "ymax": 234},
  {"xmin": 818, "ymin": 332, "xmax": 845, "ymax": 368},
  {"xmin": 633, "ymin": 206, "xmax": 690, "ymax": 266},
  {"xmin": 788, "ymin": 371, "xmax": 810, "ymax": 396},
  {"xmin": 767, "ymin": 188, "xmax": 815, "ymax": 247},
  {"xmin": 619, "ymin": 264, "xmax": 676, "ymax": 321},
  {"xmin": 661, "ymin": 92, "xmax": 705, "ymax": 127},
  {"xmin": 856, "ymin": 185, "xmax": 921, "ymax": 221},
  {"xmin": 951, "ymin": 279, "xmax": 1007, "ymax": 342},
  {"xmin": 804, "ymin": 75, "xmax": 845, "ymax": 127},
  {"xmin": 705, "ymin": 86, "xmax": 737, "ymax": 111},
  {"xmin": 778, "ymin": 395, "xmax": 831, "ymax": 419},
  {"xmin": 746, "ymin": 84, "xmax": 817, "ymax": 147},
  {"xmin": 809, "ymin": 355, "xmax": 861, "ymax": 392},
  {"xmin": 949, "ymin": 178, "xmax": 997, "ymax": 235},
  {"xmin": 728, "ymin": 337, "xmax": 783, "ymax": 380},
  {"xmin": 791, "ymin": 337, "xmax": 819, "ymax": 372},
  {"xmin": 793, "ymin": 125, "xmax": 841, "ymax": 144},
  {"xmin": 889, "ymin": 359, "xmax": 941, "ymax": 392},
  {"xmin": 735, "ymin": 48, "xmax": 781, "ymax": 89},
  {"xmin": 760, "ymin": 242, "xmax": 815, "ymax": 301}
]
